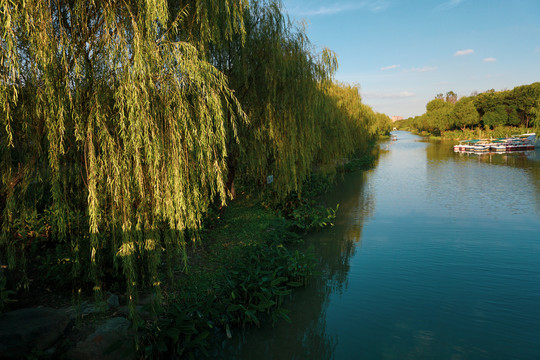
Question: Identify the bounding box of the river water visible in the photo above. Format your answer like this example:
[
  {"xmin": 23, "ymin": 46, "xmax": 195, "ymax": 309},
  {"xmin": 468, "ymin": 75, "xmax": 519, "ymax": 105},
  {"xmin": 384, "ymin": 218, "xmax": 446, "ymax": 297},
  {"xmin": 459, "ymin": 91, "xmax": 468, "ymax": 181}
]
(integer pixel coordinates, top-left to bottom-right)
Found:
[{"xmin": 211, "ymin": 131, "xmax": 540, "ymax": 359}]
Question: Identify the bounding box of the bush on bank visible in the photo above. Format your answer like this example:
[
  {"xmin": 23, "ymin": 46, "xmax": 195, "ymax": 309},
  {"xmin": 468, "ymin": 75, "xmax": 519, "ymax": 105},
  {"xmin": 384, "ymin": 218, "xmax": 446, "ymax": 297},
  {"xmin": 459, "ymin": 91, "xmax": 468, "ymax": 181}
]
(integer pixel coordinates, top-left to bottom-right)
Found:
[{"xmin": 140, "ymin": 199, "xmax": 317, "ymax": 358}]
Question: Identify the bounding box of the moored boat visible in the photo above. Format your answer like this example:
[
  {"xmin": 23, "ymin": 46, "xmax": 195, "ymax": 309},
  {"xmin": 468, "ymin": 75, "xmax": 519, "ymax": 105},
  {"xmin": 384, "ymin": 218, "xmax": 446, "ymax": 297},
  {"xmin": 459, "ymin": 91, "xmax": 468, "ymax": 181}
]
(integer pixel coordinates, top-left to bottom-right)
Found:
[
  {"xmin": 453, "ymin": 133, "xmax": 536, "ymax": 153},
  {"xmin": 454, "ymin": 139, "xmax": 482, "ymax": 152},
  {"xmin": 473, "ymin": 142, "xmax": 490, "ymax": 152},
  {"xmin": 490, "ymin": 142, "xmax": 506, "ymax": 152}
]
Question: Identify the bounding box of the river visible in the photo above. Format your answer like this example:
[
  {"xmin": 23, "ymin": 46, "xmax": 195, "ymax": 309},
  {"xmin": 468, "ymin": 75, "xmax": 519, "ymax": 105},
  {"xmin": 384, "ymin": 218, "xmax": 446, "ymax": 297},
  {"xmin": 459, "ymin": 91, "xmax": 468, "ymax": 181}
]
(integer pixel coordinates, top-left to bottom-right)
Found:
[{"xmin": 210, "ymin": 131, "xmax": 540, "ymax": 359}]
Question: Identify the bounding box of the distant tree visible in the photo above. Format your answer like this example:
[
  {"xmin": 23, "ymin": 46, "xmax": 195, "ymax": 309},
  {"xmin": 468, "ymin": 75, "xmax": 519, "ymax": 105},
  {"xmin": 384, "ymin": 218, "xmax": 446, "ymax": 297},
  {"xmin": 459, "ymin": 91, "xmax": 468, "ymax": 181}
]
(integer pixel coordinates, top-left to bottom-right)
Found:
[
  {"xmin": 374, "ymin": 112, "xmax": 393, "ymax": 135},
  {"xmin": 482, "ymin": 106, "xmax": 507, "ymax": 128},
  {"xmin": 509, "ymin": 83, "xmax": 540, "ymax": 127},
  {"xmin": 530, "ymin": 95, "xmax": 540, "ymax": 127},
  {"xmin": 424, "ymin": 99, "xmax": 454, "ymax": 134},
  {"xmin": 426, "ymin": 98, "xmax": 448, "ymax": 112},
  {"xmin": 453, "ymin": 97, "xmax": 479, "ymax": 130},
  {"xmin": 474, "ymin": 91, "xmax": 503, "ymax": 117},
  {"xmin": 506, "ymin": 106, "xmax": 521, "ymax": 126},
  {"xmin": 445, "ymin": 91, "xmax": 458, "ymax": 104},
  {"xmin": 408, "ymin": 83, "xmax": 540, "ymax": 134}
]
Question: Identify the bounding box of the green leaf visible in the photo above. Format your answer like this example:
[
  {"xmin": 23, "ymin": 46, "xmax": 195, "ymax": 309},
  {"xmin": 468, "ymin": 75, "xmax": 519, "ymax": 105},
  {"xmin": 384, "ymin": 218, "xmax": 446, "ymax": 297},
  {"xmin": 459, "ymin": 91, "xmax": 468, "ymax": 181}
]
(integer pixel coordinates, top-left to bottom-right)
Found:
[
  {"xmin": 156, "ymin": 340, "xmax": 168, "ymax": 352},
  {"xmin": 167, "ymin": 327, "xmax": 181, "ymax": 341},
  {"xmin": 227, "ymin": 304, "xmax": 243, "ymax": 312}
]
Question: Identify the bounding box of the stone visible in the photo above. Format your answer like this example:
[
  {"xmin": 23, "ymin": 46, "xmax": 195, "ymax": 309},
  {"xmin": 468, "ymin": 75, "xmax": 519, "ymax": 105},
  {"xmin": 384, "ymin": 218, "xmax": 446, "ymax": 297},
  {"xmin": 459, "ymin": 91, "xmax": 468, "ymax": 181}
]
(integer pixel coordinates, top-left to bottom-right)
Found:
[
  {"xmin": 106, "ymin": 293, "xmax": 120, "ymax": 308},
  {"xmin": 67, "ymin": 317, "xmax": 136, "ymax": 360},
  {"xmin": 0, "ymin": 307, "xmax": 70, "ymax": 359}
]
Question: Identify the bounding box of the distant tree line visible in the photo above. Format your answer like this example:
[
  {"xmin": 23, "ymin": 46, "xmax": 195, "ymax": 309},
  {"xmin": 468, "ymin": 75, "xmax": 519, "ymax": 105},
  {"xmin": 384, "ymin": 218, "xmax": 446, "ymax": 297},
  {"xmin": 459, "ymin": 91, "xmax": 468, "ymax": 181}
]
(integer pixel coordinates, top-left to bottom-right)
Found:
[
  {"xmin": 397, "ymin": 82, "xmax": 540, "ymax": 135},
  {"xmin": 0, "ymin": 1, "xmax": 392, "ymax": 305}
]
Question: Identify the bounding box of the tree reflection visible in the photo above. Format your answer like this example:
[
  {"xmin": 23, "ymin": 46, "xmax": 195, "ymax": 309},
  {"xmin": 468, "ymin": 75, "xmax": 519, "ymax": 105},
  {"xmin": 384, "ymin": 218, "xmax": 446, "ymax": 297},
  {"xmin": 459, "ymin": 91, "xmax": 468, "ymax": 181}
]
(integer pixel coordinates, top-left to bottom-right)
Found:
[
  {"xmin": 207, "ymin": 166, "xmax": 376, "ymax": 359},
  {"xmin": 425, "ymin": 138, "xmax": 540, "ymax": 216}
]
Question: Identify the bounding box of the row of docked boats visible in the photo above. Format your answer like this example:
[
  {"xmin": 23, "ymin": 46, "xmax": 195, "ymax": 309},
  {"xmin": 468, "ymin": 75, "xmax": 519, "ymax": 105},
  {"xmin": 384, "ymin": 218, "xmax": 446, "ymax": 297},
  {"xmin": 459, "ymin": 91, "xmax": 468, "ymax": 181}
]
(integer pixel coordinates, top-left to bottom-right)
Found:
[{"xmin": 453, "ymin": 133, "xmax": 536, "ymax": 153}]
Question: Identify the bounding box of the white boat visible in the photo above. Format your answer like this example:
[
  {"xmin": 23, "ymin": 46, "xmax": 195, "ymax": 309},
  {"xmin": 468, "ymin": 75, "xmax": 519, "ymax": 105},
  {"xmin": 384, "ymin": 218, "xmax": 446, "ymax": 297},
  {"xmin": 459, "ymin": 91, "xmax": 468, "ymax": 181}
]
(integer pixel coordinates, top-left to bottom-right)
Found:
[
  {"xmin": 505, "ymin": 133, "xmax": 536, "ymax": 151},
  {"xmin": 490, "ymin": 143, "xmax": 506, "ymax": 152},
  {"xmin": 473, "ymin": 143, "xmax": 490, "ymax": 152},
  {"xmin": 454, "ymin": 133, "xmax": 536, "ymax": 153},
  {"xmin": 454, "ymin": 140, "xmax": 479, "ymax": 152}
]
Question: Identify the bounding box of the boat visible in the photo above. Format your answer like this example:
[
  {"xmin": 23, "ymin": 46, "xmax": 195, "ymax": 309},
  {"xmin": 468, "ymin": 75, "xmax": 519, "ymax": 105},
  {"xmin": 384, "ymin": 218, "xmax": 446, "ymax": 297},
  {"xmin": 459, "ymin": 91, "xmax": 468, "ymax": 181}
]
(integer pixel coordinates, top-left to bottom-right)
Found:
[
  {"xmin": 473, "ymin": 143, "xmax": 490, "ymax": 152},
  {"xmin": 454, "ymin": 139, "xmax": 489, "ymax": 152},
  {"xmin": 490, "ymin": 142, "xmax": 506, "ymax": 152},
  {"xmin": 453, "ymin": 133, "xmax": 536, "ymax": 154},
  {"xmin": 508, "ymin": 133, "xmax": 536, "ymax": 151},
  {"xmin": 453, "ymin": 139, "xmax": 485, "ymax": 152}
]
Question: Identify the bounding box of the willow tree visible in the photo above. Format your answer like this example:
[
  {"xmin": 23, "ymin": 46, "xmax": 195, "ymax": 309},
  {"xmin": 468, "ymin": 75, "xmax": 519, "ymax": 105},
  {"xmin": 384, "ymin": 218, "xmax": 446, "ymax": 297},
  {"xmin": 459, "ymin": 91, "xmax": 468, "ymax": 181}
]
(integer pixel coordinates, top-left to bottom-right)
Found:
[
  {"xmin": 1, "ymin": 0, "xmax": 246, "ymax": 307},
  {"xmin": 205, "ymin": 0, "xmax": 388, "ymax": 200},
  {"xmin": 315, "ymin": 82, "xmax": 381, "ymax": 173},
  {"xmin": 209, "ymin": 0, "xmax": 335, "ymax": 199}
]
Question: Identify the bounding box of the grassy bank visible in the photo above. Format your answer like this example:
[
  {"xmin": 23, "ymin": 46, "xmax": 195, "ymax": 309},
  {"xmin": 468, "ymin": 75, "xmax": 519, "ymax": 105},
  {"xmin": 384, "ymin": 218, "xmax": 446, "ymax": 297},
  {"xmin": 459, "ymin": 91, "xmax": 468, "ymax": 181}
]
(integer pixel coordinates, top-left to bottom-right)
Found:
[
  {"xmin": 397, "ymin": 126, "xmax": 539, "ymax": 141},
  {"xmin": 1, "ymin": 150, "xmax": 378, "ymax": 358},
  {"xmin": 139, "ymin": 156, "xmax": 377, "ymax": 357},
  {"xmin": 440, "ymin": 126, "xmax": 539, "ymax": 141},
  {"xmin": 140, "ymin": 197, "xmax": 320, "ymax": 358}
]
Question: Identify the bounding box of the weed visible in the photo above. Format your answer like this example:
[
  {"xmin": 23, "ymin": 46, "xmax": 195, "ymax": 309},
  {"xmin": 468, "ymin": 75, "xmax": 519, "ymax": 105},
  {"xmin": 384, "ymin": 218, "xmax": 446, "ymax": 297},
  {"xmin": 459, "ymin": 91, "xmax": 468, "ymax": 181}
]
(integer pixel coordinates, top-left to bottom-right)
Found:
[
  {"xmin": 0, "ymin": 273, "xmax": 16, "ymax": 313},
  {"xmin": 140, "ymin": 201, "xmax": 317, "ymax": 358}
]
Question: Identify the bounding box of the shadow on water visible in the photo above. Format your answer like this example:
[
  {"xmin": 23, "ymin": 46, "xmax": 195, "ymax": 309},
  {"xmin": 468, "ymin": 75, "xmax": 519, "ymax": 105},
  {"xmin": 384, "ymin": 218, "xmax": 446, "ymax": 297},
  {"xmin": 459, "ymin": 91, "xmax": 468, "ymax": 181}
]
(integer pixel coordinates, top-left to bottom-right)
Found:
[
  {"xmin": 425, "ymin": 136, "xmax": 540, "ymax": 218},
  {"xmin": 208, "ymin": 131, "xmax": 540, "ymax": 359},
  {"xmin": 208, "ymin": 164, "xmax": 376, "ymax": 359}
]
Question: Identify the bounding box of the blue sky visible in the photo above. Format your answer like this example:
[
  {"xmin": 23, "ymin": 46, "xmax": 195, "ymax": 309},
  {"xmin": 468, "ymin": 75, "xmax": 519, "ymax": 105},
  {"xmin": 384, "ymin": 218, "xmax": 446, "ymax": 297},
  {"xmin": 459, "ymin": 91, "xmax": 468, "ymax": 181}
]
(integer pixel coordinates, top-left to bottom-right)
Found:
[{"xmin": 281, "ymin": 0, "xmax": 540, "ymax": 118}]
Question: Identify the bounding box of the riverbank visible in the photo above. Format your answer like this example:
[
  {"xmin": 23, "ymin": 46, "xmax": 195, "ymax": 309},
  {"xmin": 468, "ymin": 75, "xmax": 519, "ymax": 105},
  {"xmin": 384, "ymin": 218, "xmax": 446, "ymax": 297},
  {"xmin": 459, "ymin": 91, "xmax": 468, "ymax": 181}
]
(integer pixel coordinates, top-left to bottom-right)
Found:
[
  {"xmin": 396, "ymin": 126, "xmax": 539, "ymax": 141},
  {"xmin": 1, "ymin": 153, "xmax": 377, "ymax": 359},
  {"xmin": 215, "ymin": 131, "xmax": 540, "ymax": 359},
  {"xmin": 140, "ymin": 197, "xmax": 322, "ymax": 358},
  {"xmin": 0, "ymin": 197, "xmax": 319, "ymax": 359}
]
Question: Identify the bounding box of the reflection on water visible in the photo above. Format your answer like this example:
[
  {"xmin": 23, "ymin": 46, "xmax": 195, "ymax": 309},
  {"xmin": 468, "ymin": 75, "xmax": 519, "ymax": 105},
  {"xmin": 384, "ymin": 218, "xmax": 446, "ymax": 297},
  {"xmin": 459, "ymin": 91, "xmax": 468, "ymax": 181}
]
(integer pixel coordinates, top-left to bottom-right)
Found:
[
  {"xmin": 209, "ymin": 169, "xmax": 374, "ymax": 359},
  {"xmin": 209, "ymin": 131, "xmax": 540, "ymax": 359}
]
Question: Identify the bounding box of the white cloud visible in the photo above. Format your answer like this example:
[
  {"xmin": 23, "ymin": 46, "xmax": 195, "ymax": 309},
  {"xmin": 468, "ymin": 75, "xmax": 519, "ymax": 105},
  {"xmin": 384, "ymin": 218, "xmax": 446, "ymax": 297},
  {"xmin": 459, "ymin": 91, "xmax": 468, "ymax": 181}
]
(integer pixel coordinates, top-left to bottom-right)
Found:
[
  {"xmin": 288, "ymin": 1, "xmax": 390, "ymax": 16},
  {"xmin": 454, "ymin": 49, "xmax": 474, "ymax": 56},
  {"xmin": 363, "ymin": 91, "xmax": 416, "ymax": 99},
  {"xmin": 404, "ymin": 66, "xmax": 437, "ymax": 73},
  {"xmin": 437, "ymin": 0, "xmax": 465, "ymax": 11},
  {"xmin": 483, "ymin": 57, "xmax": 496, "ymax": 62},
  {"xmin": 380, "ymin": 64, "xmax": 400, "ymax": 71},
  {"xmin": 369, "ymin": 0, "xmax": 391, "ymax": 13}
]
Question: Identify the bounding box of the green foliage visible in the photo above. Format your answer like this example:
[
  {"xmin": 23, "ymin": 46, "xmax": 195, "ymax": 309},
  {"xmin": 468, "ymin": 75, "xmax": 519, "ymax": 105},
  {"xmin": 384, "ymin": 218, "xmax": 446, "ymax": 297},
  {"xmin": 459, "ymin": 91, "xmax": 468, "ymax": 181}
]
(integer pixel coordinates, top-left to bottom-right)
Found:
[
  {"xmin": 445, "ymin": 91, "xmax": 458, "ymax": 104},
  {"xmin": 420, "ymin": 99, "xmax": 454, "ymax": 135},
  {"xmin": 406, "ymin": 82, "xmax": 540, "ymax": 136},
  {"xmin": 1, "ymin": 0, "xmax": 248, "ymax": 304},
  {"xmin": 267, "ymin": 173, "xmax": 340, "ymax": 233},
  {"xmin": 426, "ymin": 98, "xmax": 449, "ymax": 113},
  {"xmin": 483, "ymin": 105, "xmax": 508, "ymax": 128},
  {"xmin": 218, "ymin": 2, "xmax": 386, "ymax": 200},
  {"xmin": 0, "ymin": 274, "xmax": 16, "ymax": 313},
  {"xmin": 141, "ymin": 202, "xmax": 317, "ymax": 358},
  {"xmin": 531, "ymin": 95, "xmax": 540, "ymax": 127},
  {"xmin": 1, "ymin": 0, "xmax": 383, "ymax": 319},
  {"xmin": 291, "ymin": 202, "xmax": 338, "ymax": 232},
  {"xmin": 506, "ymin": 106, "xmax": 521, "ymax": 126},
  {"xmin": 439, "ymin": 126, "xmax": 537, "ymax": 141},
  {"xmin": 342, "ymin": 152, "xmax": 378, "ymax": 173},
  {"xmin": 453, "ymin": 97, "xmax": 479, "ymax": 130}
]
